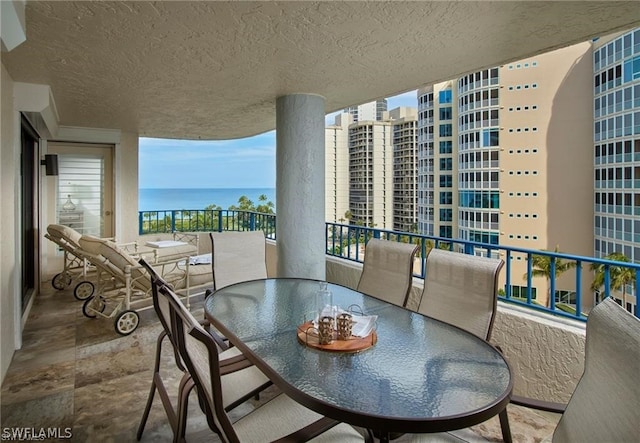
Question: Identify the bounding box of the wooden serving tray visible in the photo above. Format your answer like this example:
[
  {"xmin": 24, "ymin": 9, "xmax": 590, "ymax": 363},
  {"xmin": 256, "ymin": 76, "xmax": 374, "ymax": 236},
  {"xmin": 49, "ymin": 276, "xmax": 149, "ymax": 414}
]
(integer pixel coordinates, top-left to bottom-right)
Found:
[{"xmin": 296, "ymin": 321, "xmax": 377, "ymax": 353}]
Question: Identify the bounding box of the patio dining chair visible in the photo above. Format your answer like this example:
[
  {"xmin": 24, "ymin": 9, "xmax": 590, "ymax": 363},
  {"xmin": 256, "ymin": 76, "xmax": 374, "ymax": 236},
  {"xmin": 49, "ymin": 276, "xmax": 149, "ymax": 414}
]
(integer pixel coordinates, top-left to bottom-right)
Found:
[
  {"xmin": 356, "ymin": 238, "xmax": 419, "ymax": 307},
  {"xmin": 412, "ymin": 248, "xmax": 509, "ymax": 442},
  {"xmin": 409, "ymin": 297, "xmax": 639, "ymax": 442},
  {"xmin": 417, "ymin": 248, "xmax": 504, "ymax": 341},
  {"xmin": 210, "ymin": 231, "xmax": 268, "ymax": 291},
  {"xmin": 136, "ymin": 258, "xmax": 272, "ymax": 443},
  {"xmin": 162, "ymin": 280, "xmax": 365, "ymax": 442}
]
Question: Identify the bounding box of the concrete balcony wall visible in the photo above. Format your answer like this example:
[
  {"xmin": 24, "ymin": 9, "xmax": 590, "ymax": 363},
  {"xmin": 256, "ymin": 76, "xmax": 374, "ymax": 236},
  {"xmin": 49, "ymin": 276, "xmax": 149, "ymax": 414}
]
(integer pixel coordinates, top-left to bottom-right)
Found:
[{"xmin": 139, "ymin": 233, "xmax": 280, "ymax": 277}]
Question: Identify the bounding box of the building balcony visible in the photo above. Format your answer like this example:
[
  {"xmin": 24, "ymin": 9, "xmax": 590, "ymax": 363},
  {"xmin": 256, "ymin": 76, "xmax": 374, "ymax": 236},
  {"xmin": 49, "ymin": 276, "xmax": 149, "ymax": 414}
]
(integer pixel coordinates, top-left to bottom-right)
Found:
[
  {"xmin": 0, "ymin": 261, "xmax": 561, "ymax": 441},
  {"xmin": 8, "ymin": 208, "xmax": 630, "ymax": 440}
]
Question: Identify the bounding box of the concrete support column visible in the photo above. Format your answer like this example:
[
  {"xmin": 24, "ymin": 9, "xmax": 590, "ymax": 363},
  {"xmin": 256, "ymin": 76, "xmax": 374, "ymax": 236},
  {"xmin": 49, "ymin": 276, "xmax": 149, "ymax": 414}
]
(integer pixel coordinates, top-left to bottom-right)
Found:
[{"xmin": 276, "ymin": 94, "xmax": 325, "ymax": 279}]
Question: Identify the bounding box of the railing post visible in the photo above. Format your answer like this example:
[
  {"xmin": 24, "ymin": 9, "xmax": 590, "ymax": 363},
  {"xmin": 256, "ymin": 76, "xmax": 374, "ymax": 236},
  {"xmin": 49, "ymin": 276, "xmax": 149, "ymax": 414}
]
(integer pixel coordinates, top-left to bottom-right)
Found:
[
  {"xmin": 250, "ymin": 212, "xmax": 256, "ymax": 231},
  {"xmin": 217, "ymin": 210, "xmax": 223, "ymax": 232},
  {"xmin": 505, "ymin": 250, "xmax": 512, "ymax": 298},
  {"xmin": 526, "ymin": 253, "xmax": 533, "ymax": 304},
  {"xmin": 549, "ymin": 258, "xmax": 556, "ymax": 311},
  {"xmin": 464, "ymin": 242, "xmax": 474, "ymax": 255},
  {"xmin": 138, "ymin": 212, "xmax": 144, "ymax": 235},
  {"xmin": 575, "ymin": 261, "xmax": 582, "ymax": 318},
  {"xmin": 171, "ymin": 211, "xmax": 177, "ymax": 233},
  {"xmin": 636, "ymin": 269, "xmax": 640, "ymax": 318},
  {"xmin": 421, "ymin": 238, "xmax": 427, "ymax": 279}
]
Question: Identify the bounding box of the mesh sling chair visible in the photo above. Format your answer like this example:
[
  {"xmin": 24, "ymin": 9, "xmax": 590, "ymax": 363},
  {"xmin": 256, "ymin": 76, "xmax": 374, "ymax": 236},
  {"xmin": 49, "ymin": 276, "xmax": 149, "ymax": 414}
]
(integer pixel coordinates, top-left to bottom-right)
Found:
[
  {"xmin": 209, "ymin": 231, "xmax": 268, "ymax": 291},
  {"xmin": 206, "ymin": 231, "xmax": 270, "ymax": 346},
  {"xmin": 510, "ymin": 296, "xmax": 640, "ymax": 442},
  {"xmin": 136, "ymin": 258, "xmax": 272, "ymax": 442},
  {"xmin": 163, "ymin": 281, "xmax": 365, "ymax": 442},
  {"xmin": 409, "ymin": 297, "xmax": 639, "ymax": 443},
  {"xmin": 417, "ymin": 248, "xmax": 504, "ymax": 341},
  {"xmin": 405, "ymin": 248, "xmax": 509, "ymax": 442},
  {"xmin": 356, "ymin": 238, "xmax": 419, "ymax": 307}
]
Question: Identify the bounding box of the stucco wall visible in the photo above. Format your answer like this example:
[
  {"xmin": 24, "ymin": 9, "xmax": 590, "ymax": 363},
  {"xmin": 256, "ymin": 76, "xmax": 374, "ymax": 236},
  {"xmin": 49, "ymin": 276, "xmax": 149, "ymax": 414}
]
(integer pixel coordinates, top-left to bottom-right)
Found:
[
  {"xmin": 0, "ymin": 62, "xmax": 18, "ymax": 383},
  {"xmin": 326, "ymin": 255, "xmax": 586, "ymax": 402},
  {"xmin": 492, "ymin": 306, "xmax": 585, "ymax": 402}
]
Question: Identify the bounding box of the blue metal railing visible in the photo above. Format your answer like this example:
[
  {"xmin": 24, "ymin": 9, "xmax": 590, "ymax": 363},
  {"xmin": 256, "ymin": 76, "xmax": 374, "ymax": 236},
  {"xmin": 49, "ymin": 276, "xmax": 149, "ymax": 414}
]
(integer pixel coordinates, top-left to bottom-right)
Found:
[
  {"xmin": 139, "ymin": 209, "xmax": 276, "ymax": 238},
  {"xmin": 138, "ymin": 209, "xmax": 639, "ymax": 320}
]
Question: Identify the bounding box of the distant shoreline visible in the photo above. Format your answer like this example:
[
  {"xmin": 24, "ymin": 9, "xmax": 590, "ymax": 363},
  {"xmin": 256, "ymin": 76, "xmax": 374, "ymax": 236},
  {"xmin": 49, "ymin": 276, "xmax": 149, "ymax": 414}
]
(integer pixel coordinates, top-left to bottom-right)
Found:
[{"xmin": 138, "ymin": 187, "xmax": 276, "ymax": 212}]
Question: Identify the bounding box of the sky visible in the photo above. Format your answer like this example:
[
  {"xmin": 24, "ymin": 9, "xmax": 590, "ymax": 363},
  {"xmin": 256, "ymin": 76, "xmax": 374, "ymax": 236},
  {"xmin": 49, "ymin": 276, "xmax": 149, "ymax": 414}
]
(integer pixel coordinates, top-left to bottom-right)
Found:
[{"xmin": 139, "ymin": 90, "xmax": 418, "ymax": 189}]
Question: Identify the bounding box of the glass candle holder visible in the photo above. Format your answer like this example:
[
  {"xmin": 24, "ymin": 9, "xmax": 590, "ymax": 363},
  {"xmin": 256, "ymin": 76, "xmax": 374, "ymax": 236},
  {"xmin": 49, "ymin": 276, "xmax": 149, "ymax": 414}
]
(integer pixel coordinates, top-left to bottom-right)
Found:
[
  {"xmin": 317, "ymin": 316, "xmax": 335, "ymax": 345},
  {"xmin": 336, "ymin": 313, "xmax": 353, "ymax": 340}
]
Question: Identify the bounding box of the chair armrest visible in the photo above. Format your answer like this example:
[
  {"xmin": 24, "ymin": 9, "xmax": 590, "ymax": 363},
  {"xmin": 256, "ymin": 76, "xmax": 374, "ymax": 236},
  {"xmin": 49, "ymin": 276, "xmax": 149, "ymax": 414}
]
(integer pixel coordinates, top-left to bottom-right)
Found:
[{"xmin": 510, "ymin": 394, "xmax": 566, "ymax": 414}]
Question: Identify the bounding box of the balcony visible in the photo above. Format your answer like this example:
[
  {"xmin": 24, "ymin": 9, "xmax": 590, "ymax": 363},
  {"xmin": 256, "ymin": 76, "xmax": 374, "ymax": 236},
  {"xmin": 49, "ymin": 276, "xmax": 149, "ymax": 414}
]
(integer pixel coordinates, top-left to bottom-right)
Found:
[
  {"xmin": 0, "ymin": 277, "xmax": 560, "ymax": 442},
  {"xmin": 135, "ymin": 210, "xmax": 639, "ymax": 398}
]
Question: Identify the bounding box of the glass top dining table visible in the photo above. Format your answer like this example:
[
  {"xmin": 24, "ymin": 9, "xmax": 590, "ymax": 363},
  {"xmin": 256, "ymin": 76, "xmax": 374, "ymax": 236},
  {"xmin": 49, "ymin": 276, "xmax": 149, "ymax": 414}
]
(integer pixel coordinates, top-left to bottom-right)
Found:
[{"xmin": 204, "ymin": 278, "xmax": 513, "ymax": 438}]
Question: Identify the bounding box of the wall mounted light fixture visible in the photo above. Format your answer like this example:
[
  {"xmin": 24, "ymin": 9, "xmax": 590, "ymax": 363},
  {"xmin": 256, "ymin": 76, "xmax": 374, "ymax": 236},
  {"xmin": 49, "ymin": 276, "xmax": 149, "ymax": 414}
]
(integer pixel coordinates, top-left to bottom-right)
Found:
[{"xmin": 41, "ymin": 154, "xmax": 58, "ymax": 176}]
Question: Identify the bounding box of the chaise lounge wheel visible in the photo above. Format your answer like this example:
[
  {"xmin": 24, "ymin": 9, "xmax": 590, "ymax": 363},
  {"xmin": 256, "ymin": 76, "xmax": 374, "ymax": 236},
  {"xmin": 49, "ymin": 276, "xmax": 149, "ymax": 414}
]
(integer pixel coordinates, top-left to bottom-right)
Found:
[
  {"xmin": 74, "ymin": 281, "xmax": 95, "ymax": 300},
  {"xmin": 52, "ymin": 272, "xmax": 72, "ymax": 290},
  {"xmin": 82, "ymin": 295, "xmax": 106, "ymax": 318},
  {"xmin": 114, "ymin": 310, "xmax": 140, "ymax": 336}
]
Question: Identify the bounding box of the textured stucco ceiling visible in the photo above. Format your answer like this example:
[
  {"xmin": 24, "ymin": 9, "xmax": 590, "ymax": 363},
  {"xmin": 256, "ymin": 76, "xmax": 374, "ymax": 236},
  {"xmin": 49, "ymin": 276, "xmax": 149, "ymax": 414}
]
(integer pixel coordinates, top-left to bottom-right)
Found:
[{"xmin": 3, "ymin": 1, "xmax": 640, "ymax": 140}]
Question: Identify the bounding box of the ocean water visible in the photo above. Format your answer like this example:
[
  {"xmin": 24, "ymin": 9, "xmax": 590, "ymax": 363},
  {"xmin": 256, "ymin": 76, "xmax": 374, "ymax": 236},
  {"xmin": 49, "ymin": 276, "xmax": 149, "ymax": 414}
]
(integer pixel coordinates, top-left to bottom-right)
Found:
[{"xmin": 139, "ymin": 188, "xmax": 276, "ymax": 212}]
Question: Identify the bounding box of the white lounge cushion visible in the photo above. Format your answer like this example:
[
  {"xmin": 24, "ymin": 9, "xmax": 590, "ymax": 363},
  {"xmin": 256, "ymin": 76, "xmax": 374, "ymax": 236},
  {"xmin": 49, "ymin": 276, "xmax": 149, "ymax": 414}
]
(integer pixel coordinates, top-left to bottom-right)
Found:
[
  {"xmin": 79, "ymin": 234, "xmax": 107, "ymax": 255},
  {"xmin": 48, "ymin": 224, "xmax": 82, "ymax": 248}
]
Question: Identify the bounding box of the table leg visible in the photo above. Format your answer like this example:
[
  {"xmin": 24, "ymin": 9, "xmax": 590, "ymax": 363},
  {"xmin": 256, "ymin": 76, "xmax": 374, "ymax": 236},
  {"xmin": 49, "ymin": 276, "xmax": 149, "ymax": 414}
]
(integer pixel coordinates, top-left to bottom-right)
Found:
[{"xmin": 499, "ymin": 408, "xmax": 513, "ymax": 443}]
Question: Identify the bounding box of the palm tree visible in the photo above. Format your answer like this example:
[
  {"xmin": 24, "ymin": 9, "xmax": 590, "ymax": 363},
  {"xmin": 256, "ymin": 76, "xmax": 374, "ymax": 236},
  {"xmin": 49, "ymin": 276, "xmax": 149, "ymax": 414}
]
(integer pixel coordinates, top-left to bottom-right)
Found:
[
  {"xmin": 523, "ymin": 245, "xmax": 576, "ymax": 307},
  {"xmin": 590, "ymin": 252, "xmax": 635, "ymax": 309}
]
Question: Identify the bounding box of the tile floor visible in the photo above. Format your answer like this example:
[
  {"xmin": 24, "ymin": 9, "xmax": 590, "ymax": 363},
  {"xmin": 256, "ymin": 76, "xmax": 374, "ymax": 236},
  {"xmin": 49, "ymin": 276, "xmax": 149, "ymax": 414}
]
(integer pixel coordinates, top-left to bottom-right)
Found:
[{"xmin": 1, "ymin": 284, "xmax": 559, "ymax": 442}]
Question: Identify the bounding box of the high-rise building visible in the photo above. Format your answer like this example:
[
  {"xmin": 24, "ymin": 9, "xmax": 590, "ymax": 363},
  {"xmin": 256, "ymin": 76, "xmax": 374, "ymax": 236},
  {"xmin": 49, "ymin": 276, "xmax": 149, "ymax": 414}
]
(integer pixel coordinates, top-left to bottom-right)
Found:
[
  {"xmin": 418, "ymin": 42, "xmax": 595, "ymax": 308},
  {"xmin": 417, "ymin": 82, "xmax": 458, "ymax": 239},
  {"xmin": 325, "ymin": 107, "xmax": 417, "ymax": 230},
  {"xmin": 391, "ymin": 107, "xmax": 419, "ymax": 232},
  {"xmin": 344, "ymin": 99, "xmax": 388, "ymax": 122},
  {"xmin": 325, "ymin": 113, "xmax": 352, "ymax": 223},
  {"xmin": 348, "ymin": 117, "xmax": 394, "ymax": 228},
  {"xmin": 593, "ymin": 29, "xmax": 640, "ymax": 277}
]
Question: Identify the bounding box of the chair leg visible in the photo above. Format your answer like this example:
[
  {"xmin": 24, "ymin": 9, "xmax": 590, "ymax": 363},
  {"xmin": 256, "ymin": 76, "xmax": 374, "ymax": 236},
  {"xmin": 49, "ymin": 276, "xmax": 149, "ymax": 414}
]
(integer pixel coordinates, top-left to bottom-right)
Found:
[
  {"xmin": 499, "ymin": 407, "xmax": 513, "ymax": 443},
  {"xmin": 174, "ymin": 374, "xmax": 196, "ymax": 443},
  {"xmin": 137, "ymin": 331, "xmax": 166, "ymax": 440}
]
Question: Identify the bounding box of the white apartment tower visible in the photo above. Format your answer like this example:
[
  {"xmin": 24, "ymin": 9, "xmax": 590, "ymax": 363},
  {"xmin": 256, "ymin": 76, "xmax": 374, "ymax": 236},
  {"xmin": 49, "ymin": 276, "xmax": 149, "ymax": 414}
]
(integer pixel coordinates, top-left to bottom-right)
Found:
[
  {"xmin": 391, "ymin": 107, "xmax": 419, "ymax": 232},
  {"xmin": 418, "ymin": 42, "xmax": 595, "ymax": 308},
  {"xmin": 348, "ymin": 118, "xmax": 394, "ymax": 228},
  {"xmin": 324, "ymin": 107, "xmax": 418, "ymax": 230},
  {"xmin": 325, "ymin": 113, "xmax": 352, "ymax": 223},
  {"xmin": 344, "ymin": 99, "xmax": 389, "ymax": 123},
  {"xmin": 593, "ymin": 28, "xmax": 640, "ymax": 313}
]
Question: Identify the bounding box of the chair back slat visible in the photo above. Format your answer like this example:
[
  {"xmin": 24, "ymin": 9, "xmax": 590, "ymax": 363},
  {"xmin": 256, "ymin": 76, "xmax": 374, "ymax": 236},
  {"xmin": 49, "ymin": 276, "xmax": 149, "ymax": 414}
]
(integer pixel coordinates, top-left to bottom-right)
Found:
[
  {"xmin": 210, "ymin": 231, "xmax": 267, "ymax": 290},
  {"xmin": 356, "ymin": 238, "xmax": 419, "ymax": 307},
  {"xmin": 418, "ymin": 249, "xmax": 504, "ymax": 341},
  {"xmin": 552, "ymin": 297, "xmax": 640, "ymax": 442}
]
